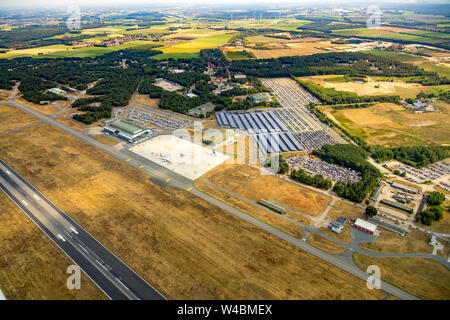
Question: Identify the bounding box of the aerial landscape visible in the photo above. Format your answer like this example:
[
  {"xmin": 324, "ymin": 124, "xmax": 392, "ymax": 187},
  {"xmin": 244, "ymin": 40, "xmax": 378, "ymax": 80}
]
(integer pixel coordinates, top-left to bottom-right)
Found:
[{"xmin": 0, "ymin": 0, "xmax": 449, "ymax": 306}]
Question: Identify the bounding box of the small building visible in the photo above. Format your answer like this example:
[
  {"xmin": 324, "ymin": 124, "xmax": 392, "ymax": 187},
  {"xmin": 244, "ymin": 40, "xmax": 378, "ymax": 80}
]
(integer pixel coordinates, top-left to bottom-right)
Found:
[
  {"xmin": 380, "ymin": 199, "xmax": 414, "ymax": 214},
  {"xmin": 234, "ymin": 74, "xmax": 247, "ymax": 79},
  {"xmin": 104, "ymin": 119, "xmax": 150, "ymax": 141},
  {"xmin": 391, "ymin": 182, "xmax": 419, "ymax": 194},
  {"xmin": 250, "ymin": 93, "xmax": 271, "ymax": 103},
  {"xmin": 188, "ymin": 102, "xmax": 215, "ymax": 118},
  {"xmin": 186, "ymin": 92, "xmax": 198, "ymax": 98},
  {"xmin": 258, "ymin": 199, "xmax": 285, "ymax": 214},
  {"xmin": 370, "ymin": 183, "xmax": 383, "ymax": 202},
  {"xmin": 353, "ymin": 218, "xmax": 377, "ymax": 235},
  {"xmin": 429, "ymin": 235, "xmax": 437, "ymax": 246},
  {"xmin": 368, "ymin": 217, "xmax": 407, "ymax": 236},
  {"xmin": 48, "ymin": 88, "xmax": 66, "ymax": 96}
]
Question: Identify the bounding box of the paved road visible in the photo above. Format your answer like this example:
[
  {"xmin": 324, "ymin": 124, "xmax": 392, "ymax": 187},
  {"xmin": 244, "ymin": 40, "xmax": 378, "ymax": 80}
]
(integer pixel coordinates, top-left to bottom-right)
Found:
[
  {"xmin": 1, "ymin": 99, "xmax": 420, "ymax": 300},
  {"xmin": 0, "ymin": 160, "xmax": 165, "ymax": 300}
]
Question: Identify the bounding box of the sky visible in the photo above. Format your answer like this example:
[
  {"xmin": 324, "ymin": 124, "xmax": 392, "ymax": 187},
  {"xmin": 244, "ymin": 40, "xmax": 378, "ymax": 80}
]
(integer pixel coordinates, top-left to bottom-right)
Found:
[{"xmin": 0, "ymin": 0, "xmax": 443, "ymax": 8}]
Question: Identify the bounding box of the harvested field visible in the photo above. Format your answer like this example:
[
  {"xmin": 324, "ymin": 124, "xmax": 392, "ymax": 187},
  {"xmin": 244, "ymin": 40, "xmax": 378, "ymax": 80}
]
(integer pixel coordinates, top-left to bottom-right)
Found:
[
  {"xmin": 0, "ymin": 123, "xmax": 385, "ymax": 299},
  {"xmin": 307, "ymin": 234, "xmax": 347, "ymax": 254},
  {"xmin": 202, "ymin": 164, "xmax": 331, "ymax": 217},
  {"xmin": 353, "ymin": 253, "xmax": 450, "ymax": 300},
  {"xmin": 0, "ymin": 193, "xmax": 106, "ymax": 300},
  {"xmin": 0, "ymin": 104, "xmax": 39, "ymax": 133},
  {"xmin": 250, "ymin": 41, "xmax": 343, "ymax": 59}
]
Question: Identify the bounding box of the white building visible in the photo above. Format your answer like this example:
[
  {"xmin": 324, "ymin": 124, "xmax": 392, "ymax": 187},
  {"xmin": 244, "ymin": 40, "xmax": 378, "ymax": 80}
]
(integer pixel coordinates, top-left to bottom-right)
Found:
[{"xmin": 353, "ymin": 218, "xmax": 377, "ymax": 235}]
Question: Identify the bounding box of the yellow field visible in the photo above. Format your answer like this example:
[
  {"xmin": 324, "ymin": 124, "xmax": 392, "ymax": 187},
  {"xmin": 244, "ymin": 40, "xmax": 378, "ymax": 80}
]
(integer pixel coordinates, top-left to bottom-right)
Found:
[
  {"xmin": 301, "ymin": 75, "xmax": 425, "ymax": 98},
  {"xmin": 250, "ymin": 41, "xmax": 343, "ymax": 59},
  {"xmin": 0, "ymin": 104, "xmax": 39, "ymax": 133},
  {"xmin": 307, "ymin": 234, "xmax": 347, "ymax": 254},
  {"xmin": 354, "ymin": 253, "xmax": 450, "ymax": 300},
  {"xmin": 15, "ymin": 98, "xmax": 58, "ymax": 116},
  {"xmin": 0, "ymin": 122, "xmax": 385, "ymax": 299},
  {"xmin": 202, "ymin": 164, "xmax": 331, "ymax": 217},
  {"xmin": 135, "ymin": 95, "xmax": 159, "ymax": 107},
  {"xmin": 0, "ymin": 193, "xmax": 106, "ymax": 300},
  {"xmin": 329, "ymin": 103, "xmax": 450, "ymax": 146},
  {"xmin": 0, "ymin": 44, "xmax": 76, "ymax": 59}
]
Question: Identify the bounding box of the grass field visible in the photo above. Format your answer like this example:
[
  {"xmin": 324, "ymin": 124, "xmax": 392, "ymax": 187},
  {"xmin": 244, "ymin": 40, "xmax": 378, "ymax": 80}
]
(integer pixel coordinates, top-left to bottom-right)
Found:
[
  {"xmin": 0, "ymin": 193, "xmax": 106, "ymax": 300},
  {"xmin": 307, "ymin": 234, "xmax": 347, "ymax": 254},
  {"xmin": 202, "ymin": 164, "xmax": 331, "ymax": 217},
  {"xmin": 332, "ymin": 28, "xmax": 447, "ymax": 46},
  {"xmin": 299, "ymin": 75, "xmax": 425, "ymax": 98},
  {"xmin": 360, "ymin": 230, "xmax": 435, "ymax": 255},
  {"xmin": 0, "ymin": 123, "xmax": 385, "ymax": 299},
  {"xmin": 353, "ymin": 253, "xmax": 450, "ymax": 300},
  {"xmin": 15, "ymin": 98, "xmax": 58, "ymax": 115},
  {"xmin": 0, "ymin": 104, "xmax": 39, "ymax": 133},
  {"xmin": 328, "ymin": 102, "xmax": 450, "ymax": 146}
]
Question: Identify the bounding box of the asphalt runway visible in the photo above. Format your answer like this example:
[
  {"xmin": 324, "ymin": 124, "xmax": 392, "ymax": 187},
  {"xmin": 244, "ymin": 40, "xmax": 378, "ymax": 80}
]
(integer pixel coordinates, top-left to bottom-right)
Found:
[{"xmin": 0, "ymin": 160, "xmax": 165, "ymax": 300}]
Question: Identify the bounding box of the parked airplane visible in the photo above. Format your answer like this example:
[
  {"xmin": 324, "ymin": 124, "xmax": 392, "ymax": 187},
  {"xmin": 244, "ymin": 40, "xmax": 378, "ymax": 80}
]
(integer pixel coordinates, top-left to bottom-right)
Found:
[{"xmin": 159, "ymin": 153, "xmax": 171, "ymax": 164}]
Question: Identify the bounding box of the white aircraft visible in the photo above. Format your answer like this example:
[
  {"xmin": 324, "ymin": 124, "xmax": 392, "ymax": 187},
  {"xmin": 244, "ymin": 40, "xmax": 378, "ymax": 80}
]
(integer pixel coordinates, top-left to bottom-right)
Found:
[{"xmin": 159, "ymin": 153, "xmax": 171, "ymax": 164}]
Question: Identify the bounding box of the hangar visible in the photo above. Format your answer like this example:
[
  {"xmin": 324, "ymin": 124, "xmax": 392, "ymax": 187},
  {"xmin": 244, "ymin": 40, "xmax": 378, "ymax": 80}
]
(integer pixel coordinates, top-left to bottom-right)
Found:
[{"xmin": 104, "ymin": 119, "xmax": 150, "ymax": 141}]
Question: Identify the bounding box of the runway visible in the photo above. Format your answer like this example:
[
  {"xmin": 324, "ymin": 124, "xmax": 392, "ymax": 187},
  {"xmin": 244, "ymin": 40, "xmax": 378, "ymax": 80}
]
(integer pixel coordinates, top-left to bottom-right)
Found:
[{"xmin": 0, "ymin": 160, "xmax": 165, "ymax": 300}]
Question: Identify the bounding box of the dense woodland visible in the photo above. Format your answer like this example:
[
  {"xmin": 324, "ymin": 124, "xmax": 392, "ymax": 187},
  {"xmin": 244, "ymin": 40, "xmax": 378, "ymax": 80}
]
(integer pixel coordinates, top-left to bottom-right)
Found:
[{"xmin": 371, "ymin": 145, "xmax": 449, "ymax": 168}]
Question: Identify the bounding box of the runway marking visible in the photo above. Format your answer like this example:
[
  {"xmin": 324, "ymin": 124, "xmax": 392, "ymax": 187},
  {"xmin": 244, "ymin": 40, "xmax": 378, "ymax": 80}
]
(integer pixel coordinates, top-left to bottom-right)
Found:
[
  {"xmin": 139, "ymin": 165, "xmax": 144, "ymax": 168},
  {"xmin": 165, "ymin": 178, "xmax": 171, "ymax": 182},
  {"xmin": 126, "ymin": 158, "xmax": 131, "ymax": 162},
  {"xmin": 33, "ymin": 194, "xmax": 40, "ymax": 200},
  {"xmin": 21, "ymin": 200, "xmax": 28, "ymax": 206},
  {"xmin": 57, "ymin": 234, "xmax": 66, "ymax": 242},
  {"xmin": 5, "ymin": 170, "xmax": 11, "ymax": 175},
  {"xmin": 70, "ymin": 227, "xmax": 79, "ymax": 234},
  {"xmin": 187, "ymin": 187, "xmax": 192, "ymax": 191}
]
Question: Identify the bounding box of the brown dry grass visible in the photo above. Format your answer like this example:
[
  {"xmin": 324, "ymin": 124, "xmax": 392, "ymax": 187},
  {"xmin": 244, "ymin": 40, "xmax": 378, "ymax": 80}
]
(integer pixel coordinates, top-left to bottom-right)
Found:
[
  {"xmin": 195, "ymin": 179, "xmax": 306, "ymax": 238},
  {"xmin": 353, "ymin": 253, "xmax": 450, "ymax": 300},
  {"xmin": 0, "ymin": 124, "xmax": 385, "ymax": 299},
  {"xmin": 0, "ymin": 104, "xmax": 39, "ymax": 133},
  {"xmin": 135, "ymin": 95, "xmax": 160, "ymax": 107},
  {"xmin": 360, "ymin": 230, "xmax": 433, "ymax": 255},
  {"xmin": 0, "ymin": 193, "xmax": 106, "ymax": 300},
  {"xmin": 95, "ymin": 134, "xmax": 118, "ymax": 146},
  {"xmin": 15, "ymin": 98, "xmax": 58, "ymax": 115},
  {"xmin": 202, "ymin": 164, "xmax": 331, "ymax": 217},
  {"xmin": 307, "ymin": 234, "xmax": 347, "ymax": 254},
  {"xmin": 332, "ymin": 103, "xmax": 450, "ymax": 146}
]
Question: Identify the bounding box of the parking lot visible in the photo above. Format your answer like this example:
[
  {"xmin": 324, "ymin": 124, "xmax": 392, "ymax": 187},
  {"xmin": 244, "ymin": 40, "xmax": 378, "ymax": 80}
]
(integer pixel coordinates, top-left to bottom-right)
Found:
[
  {"xmin": 287, "ymin": 155, "xmax": 361, "ymax": 183},
  {"xmin": 386, "ymin": 159, "xmax": 450, "ymax": 192},
  {"xmin": 125, "ymin": 105, "xmax": 192, "ymax": 131}
]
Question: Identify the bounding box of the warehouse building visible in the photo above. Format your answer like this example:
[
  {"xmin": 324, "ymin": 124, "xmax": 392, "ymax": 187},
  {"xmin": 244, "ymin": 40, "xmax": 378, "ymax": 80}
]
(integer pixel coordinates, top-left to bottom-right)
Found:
[
  {"xmin": 370, "ymin": 183, "xmax": 383, "ymax": 202},
  {"xmin": 250, "ymin": 93, "xmax": 271, "ymax": 103},
  {"xmin": 258, "ymin": 199, "xmax": 285, "ymax": 214},
  {"xmin": 188, "ymin": 102, "xmax": 215, "ymax": 117},
  {"xmin": 391, "ymin": 182, "xmax": 420, "ymax": 194},
  {"xmin": 353, "ymin": 218, "xmax": 377, "ymax": 235},
  {"xmin": 368, "ymin": 217, "xmax": 407, "ymax": 236},
  {"xmin": 380, "ymin": 199, "xmax": 414, "ymax": 214},
  {"xmin": 104, "ymin": 119, "xmax": 150, "ymax": 142}
]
